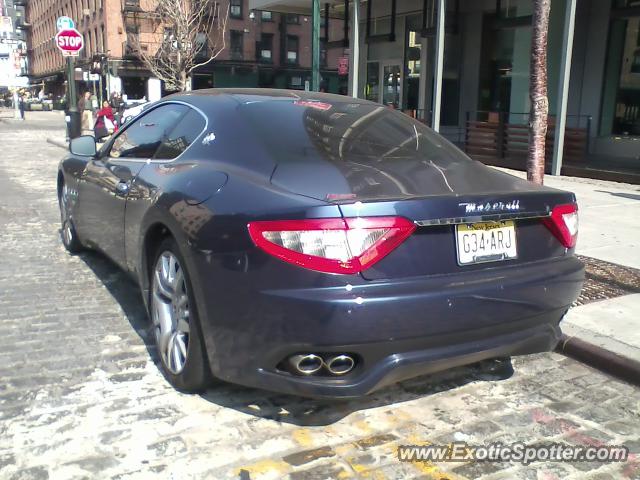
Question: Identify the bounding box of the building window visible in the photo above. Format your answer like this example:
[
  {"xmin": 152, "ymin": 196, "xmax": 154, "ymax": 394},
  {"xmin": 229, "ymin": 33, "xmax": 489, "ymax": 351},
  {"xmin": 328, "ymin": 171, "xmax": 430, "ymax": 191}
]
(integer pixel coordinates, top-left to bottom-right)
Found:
[
  {"xmin": 230, "ymin": 30, "xmax": 243, "ymax": 60},
  {"xmin": 125, "ymin": 23, "xmax": 139, "ymax": 34},
  {"xmin": 286, "ymin": 35, "xmax": 298, "ymax": 64},
  {"xmin": 404, "ymin": 16, "xmax": 422, "ymax": 112},
  {"xmin": 259, "ymin": 33, "xmax": 273, "ymax": 62},
  {"xmin": 366, "ymin": 0, "xmax": 397, "ymax": 42},
  {"xmin": 289, "ymin": 75, "xmax": 303, "ymax": 89},
  {"xmin": 261, "ymin": 10, "xmax": 272, "ymax": 22},
  {"xmin": 230, "ymin": 0, "xmax": 242, "ymax": 19},
  {"xmin": 601, "ymin": 15, "xmax": 640, "ymax": 136},
  {"xmin": 195, "ymin": 32, "xmax": 209, "ymax": 59},
  {"xmin": 286, "ymin": 14, "xmax": 299, "ymax": 24}
]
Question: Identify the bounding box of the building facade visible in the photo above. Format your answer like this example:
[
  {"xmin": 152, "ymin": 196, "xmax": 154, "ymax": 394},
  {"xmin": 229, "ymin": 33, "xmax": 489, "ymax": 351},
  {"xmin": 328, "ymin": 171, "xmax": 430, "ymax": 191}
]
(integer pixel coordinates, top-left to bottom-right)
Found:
[
  {"xmin": 0, "ymin": 0, "xmax": 28, "ymax": 96},
  {"xmin": 24, "ymin": 0, "xmax": 350, "ymax": 104},
  {"xmin": 355, "ymin": 0, "xmax": 640, "ymax": 173},
  {"xmin": 252, "ymin": 0, "xmax": 640, "ymax": 178}
]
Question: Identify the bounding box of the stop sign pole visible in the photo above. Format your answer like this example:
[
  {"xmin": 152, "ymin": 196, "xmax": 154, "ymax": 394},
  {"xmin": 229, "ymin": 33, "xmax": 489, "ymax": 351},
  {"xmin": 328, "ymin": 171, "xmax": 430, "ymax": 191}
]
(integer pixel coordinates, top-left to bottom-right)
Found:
[{"xmin": 54, "ymin": 24, "xmax": 84, "ymax": 137}]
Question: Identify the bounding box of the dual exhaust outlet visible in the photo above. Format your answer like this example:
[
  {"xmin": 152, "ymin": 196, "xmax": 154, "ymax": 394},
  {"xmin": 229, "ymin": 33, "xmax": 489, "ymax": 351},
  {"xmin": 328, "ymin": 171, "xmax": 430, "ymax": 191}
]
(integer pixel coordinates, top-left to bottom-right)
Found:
[{"xmin": 289, "ymin": 353, "xmax": 356, "ymax": 376}]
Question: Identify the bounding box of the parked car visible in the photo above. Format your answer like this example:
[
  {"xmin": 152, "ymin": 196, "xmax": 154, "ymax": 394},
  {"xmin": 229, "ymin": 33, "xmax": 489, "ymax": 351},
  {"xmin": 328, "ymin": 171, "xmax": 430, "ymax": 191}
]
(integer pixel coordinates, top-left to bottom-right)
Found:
[
  {"xmin": 118, "ymin": 99, "xmax": 149, "ymax": 126},
  {"xmin": 57, "ymin": 89, "xmax": 584, "ymax": 397},
  {"xmin": 25, "ymin": 99, "xmax": 53, "ymax": 111}
]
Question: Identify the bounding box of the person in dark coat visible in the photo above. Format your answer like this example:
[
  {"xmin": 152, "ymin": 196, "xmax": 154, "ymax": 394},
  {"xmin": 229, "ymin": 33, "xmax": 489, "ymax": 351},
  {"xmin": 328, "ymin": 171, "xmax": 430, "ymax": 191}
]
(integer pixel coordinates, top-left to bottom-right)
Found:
[{"xmin": 18, "ymin": 94, "xmax": 25, "ymax": 120}]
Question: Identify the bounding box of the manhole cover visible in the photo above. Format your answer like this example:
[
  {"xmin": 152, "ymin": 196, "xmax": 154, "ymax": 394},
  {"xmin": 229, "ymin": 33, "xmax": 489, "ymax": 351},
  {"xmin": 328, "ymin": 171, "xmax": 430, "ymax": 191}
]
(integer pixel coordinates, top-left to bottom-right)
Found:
[{"xmin": 574, "ymin": 255, "xmax": 640, "ymax": 306}]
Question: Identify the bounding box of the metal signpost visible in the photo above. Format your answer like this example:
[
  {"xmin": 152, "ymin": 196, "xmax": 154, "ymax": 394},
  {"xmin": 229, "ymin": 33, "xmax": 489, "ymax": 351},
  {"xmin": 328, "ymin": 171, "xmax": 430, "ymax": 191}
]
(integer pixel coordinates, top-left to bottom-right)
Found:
[{"xmin": 54, "ymin": 18, "xmax": 83, "ymax": 139}]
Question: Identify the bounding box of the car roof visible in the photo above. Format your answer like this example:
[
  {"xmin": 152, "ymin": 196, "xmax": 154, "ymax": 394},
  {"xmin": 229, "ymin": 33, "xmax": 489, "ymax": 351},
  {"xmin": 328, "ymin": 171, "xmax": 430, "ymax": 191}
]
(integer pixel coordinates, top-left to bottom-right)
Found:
[{"xmin": 164, "ymin": 88, "xmax": 370, "ymax": 108}]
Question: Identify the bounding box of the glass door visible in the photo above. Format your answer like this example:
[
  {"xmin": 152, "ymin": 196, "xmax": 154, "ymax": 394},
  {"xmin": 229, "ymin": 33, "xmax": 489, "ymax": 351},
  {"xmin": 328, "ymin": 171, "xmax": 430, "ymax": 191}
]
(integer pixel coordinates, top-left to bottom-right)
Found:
[{"xmin": 382, "ymin": 62, "xmax": 402, "ymax": 109}]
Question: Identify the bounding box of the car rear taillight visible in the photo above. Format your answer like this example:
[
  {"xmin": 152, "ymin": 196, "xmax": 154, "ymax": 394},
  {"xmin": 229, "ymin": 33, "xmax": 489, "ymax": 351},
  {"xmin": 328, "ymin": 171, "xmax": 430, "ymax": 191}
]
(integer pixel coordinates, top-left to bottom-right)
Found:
[
  {"xmin": 542, "ymin": 203, "xmax": 579, "ymax": 248},
  {"xmin": 247, "ymin": 217, "xmax": 416, "ymax": 274}
]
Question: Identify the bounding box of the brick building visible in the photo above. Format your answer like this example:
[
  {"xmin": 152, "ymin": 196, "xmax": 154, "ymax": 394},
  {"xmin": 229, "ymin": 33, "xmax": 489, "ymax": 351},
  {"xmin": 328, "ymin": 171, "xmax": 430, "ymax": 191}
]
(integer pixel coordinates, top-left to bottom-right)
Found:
[{"xmin": 25, "ymin": 0, "xmax": 350, "ymax": 103}]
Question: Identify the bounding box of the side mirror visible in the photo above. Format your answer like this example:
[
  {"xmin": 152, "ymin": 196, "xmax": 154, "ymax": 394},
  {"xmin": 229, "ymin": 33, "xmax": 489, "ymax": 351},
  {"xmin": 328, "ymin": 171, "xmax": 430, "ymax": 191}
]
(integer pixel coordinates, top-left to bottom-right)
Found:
[{"xmin": 69, "ymin": 135, "xmax": 97, "ymax": 157}]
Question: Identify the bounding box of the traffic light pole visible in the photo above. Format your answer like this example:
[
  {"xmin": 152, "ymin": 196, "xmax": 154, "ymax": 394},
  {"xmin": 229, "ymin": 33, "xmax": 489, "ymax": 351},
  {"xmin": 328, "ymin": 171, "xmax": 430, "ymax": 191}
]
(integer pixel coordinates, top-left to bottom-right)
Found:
[{"xmin": 66, "ymin": 56, "xmax": 80, "ymax": 139}]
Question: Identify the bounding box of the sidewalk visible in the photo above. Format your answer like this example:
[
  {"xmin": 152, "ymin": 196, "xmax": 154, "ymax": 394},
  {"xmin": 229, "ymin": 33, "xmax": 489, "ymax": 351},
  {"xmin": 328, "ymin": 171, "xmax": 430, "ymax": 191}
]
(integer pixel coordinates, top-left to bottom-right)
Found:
[{"xmin": 497, "ymin": 167, "xmax": 640, "ymax": 373}]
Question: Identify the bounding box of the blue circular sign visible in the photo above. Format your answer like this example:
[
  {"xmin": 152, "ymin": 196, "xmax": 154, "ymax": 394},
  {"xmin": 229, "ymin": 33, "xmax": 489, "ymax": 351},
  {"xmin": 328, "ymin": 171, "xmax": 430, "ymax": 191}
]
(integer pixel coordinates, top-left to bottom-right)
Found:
[{"xmin": 56, "ymin": 16, "xmax": 75, "ymax": 31}]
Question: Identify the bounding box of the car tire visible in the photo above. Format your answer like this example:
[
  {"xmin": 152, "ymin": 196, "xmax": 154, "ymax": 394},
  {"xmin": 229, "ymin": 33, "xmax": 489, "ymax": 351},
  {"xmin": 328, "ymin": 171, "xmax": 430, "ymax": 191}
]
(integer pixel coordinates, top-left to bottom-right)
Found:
[
  {"xmin": 59, "ymin": 183, "xmax": 83, "ymax": 254},
  {"xmin": 150, "ymin": 237, "xmax": 212, "ymax": 393}
]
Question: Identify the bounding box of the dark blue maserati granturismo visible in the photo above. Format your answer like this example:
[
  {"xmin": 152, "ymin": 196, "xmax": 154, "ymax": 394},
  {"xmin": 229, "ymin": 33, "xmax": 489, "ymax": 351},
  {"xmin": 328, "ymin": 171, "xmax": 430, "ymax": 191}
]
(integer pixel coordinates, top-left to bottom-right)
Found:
[{"xmin": 57, "ymin": 89, "xmax": 584, "ymax": 397}]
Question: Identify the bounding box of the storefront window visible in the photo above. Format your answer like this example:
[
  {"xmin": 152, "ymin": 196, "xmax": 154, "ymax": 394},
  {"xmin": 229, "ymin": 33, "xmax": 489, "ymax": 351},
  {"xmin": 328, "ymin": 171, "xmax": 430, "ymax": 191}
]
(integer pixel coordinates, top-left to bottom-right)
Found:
[
  {"xmin": 478, "ymin": 13, "xmax": 531, "ymax": 122},
  {"xmin": 404, "ymin": 16, "xmax": 422, "ymax": 113},
  {"xmin": 497, "ymin": 0, "xmax": 533, "ymax": 19},
  {"xmin": 601, "ymin": 14, "xmax": 640, "ymax": 136},
  {"xmin": 382, "ymin": 65, "xmax": 401, "ymax": 108}
]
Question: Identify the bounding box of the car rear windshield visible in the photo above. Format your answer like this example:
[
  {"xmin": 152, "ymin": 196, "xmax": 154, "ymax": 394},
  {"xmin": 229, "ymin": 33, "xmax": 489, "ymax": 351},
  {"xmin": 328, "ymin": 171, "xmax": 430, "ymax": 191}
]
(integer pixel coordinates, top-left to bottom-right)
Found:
[{"xmin": 236, "ymin": 96, "xmax": 470, "ymax": 167}]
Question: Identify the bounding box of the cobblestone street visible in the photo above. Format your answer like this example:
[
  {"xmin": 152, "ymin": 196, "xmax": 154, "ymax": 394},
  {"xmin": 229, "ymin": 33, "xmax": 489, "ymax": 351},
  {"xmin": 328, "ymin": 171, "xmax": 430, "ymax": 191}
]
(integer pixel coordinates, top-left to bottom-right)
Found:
[{"xmin": 0, "ymin": 119, "xmax": 639, "ymax": 480}]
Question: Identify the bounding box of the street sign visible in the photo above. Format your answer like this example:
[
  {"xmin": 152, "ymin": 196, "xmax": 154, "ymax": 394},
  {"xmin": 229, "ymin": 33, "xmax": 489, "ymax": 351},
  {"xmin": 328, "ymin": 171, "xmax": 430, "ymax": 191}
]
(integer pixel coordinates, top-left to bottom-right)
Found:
[
  {"xmin": 0, "ymin": 16, "xmax": 13, "ymax": 34},
  {"xmin": 56, "ymin": 16, "xmax": 75, "ymax": 31},
  {"xmin": 55, "ymin": 28, "xmax": 83, "ymax": 57}
]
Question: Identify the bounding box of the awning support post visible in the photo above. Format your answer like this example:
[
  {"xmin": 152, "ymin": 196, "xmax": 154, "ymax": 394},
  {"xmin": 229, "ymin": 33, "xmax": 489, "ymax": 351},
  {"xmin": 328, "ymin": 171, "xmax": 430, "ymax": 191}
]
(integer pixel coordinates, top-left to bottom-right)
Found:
[
  {"xmin": 349, "ymin": 0, "xmax": 360, "ymax": 98},
  {"xmin": 551, "ymin": 0, "xmax": 577, "ymax": 176},
  {"xmin": 432, "ymin": 0, "xmax": 446, "ymax": 132}
]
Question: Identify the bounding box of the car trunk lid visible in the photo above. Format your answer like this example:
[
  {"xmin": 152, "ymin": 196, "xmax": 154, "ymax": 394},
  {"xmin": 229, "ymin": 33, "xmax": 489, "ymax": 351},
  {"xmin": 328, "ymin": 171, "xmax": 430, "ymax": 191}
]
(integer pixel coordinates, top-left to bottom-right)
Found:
[{"xmin": 271, "ymin": 157, "xmax": 575, "ymax": 280}]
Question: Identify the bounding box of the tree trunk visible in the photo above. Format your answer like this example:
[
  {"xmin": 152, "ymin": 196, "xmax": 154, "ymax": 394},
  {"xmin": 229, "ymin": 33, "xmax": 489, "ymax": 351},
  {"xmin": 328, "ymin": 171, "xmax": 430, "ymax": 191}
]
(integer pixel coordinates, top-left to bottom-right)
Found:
[
  {"xmin": 527, "ymin": 0, "xmax": 551, "ymax": 185},
  {"xmin": 180, "ymin": 70, "xmax": 188, "ymax": 92}
]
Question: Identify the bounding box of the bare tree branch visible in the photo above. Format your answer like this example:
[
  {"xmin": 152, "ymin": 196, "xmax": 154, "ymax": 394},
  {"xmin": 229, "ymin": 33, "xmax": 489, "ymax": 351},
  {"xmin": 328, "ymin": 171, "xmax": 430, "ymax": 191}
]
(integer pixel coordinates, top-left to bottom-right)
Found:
[{"xmin": 129, "ymin": 0, "xmax": 229, "ymax": 92}]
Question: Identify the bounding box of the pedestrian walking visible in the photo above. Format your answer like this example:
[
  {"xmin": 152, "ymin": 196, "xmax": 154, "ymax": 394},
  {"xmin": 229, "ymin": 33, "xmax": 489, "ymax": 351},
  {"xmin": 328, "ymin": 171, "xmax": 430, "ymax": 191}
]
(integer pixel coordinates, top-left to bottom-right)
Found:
[
  {"xmin": 78, "ymin": 91, "xmax": 93, "ymax": 134},
  {"xmin": 110, "ymin": 91, "xmax": 124, "ymax": 125},
  {"xmin": 94, "ymin": 101, "xmax": 118, "ymax": 141},
  {"xmin": 18, "ymin": 94, "xmax": 25, "ymax": 121}
]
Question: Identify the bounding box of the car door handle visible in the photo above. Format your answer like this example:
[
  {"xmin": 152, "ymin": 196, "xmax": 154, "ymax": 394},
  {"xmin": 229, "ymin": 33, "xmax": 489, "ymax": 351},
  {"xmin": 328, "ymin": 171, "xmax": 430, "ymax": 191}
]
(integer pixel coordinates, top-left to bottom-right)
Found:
[{"xmin": 115, "ymin": 181, "xmax": 130, "ymax": 196}]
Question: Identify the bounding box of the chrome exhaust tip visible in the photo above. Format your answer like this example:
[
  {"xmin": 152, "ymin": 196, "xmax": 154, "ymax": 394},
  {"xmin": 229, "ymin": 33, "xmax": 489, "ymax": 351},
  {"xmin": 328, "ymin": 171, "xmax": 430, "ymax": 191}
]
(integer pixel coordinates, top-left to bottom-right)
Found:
[
  {"xmin": 326, "ymin": 355, "xmax": 355, "ymax": 375},
  {"xmin": 289, "ymin": 354, "xmax": 324, "ymax": 375}
]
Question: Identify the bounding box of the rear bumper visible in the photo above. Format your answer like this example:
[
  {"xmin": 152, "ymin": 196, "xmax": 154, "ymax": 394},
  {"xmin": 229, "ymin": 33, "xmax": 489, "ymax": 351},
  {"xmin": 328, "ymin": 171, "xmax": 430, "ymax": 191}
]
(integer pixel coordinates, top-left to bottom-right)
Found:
[
  {"xmin": 195, "ymin": 255, "xmax": 584, "ymax": 398},
  {"xmin": 240, "ymin": 319, "xmax": 562, "ymax": 398}
]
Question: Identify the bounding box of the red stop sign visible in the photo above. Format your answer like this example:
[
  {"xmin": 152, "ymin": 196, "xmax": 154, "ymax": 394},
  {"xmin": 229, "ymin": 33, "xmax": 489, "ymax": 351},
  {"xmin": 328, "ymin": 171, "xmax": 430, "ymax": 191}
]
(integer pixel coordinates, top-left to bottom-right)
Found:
[{"xmin": 55, "ymin": 28, "xmax": 84, "ymax": 56}]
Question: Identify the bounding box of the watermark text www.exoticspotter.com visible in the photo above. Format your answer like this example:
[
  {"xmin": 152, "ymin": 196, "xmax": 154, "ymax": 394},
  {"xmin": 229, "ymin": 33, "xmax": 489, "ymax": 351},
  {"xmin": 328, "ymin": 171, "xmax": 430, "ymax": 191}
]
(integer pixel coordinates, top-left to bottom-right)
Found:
[{"xmin": 398, "ymin": 442, "xmax": 629, "ymax": 466}]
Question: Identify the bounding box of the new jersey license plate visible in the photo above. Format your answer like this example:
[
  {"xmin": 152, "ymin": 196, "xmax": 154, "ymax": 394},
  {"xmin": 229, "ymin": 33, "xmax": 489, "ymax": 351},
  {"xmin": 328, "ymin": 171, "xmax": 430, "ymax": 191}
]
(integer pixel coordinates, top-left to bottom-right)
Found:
[{"xmin": 455, "ymin": 221, "xmax": 518, "ymax": 265}]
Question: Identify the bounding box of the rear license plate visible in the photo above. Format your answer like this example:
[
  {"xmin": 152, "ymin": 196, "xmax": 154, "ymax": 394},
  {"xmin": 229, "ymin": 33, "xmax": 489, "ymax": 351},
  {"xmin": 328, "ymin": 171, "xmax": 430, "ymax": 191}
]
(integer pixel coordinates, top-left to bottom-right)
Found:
[{"xmin": 455, "ymin": 220, "xmax": 517, "ymax": 265}]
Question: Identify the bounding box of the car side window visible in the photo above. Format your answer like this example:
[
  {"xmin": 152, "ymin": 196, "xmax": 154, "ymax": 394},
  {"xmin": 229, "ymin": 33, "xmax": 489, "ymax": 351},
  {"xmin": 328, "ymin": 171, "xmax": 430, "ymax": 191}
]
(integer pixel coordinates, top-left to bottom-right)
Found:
[
  {"xmin": 153, "ymin": 108, "xmax": 207, "ymax": 160},
  {"xmin": 109, "ymin": 104, "xmax": 189, "ymax": 159}
]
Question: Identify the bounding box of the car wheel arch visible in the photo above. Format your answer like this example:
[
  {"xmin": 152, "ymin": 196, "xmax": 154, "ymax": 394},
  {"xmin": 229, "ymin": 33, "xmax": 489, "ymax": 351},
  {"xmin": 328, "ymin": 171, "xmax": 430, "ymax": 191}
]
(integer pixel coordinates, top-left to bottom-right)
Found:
[
  {"xmin": 57, "ymin": 171, "xmax": 65, "ymax": 200},
  {"xmin": 138, "ymin": 220, "xmax": 197, "ymax": 311},
  {"xmin": 138, "ymin": 220, "xmax": 219, "ymax": 375},
  {"xmin": 139, "ymin": 222, "xmax": 174, "ymax": 309}
]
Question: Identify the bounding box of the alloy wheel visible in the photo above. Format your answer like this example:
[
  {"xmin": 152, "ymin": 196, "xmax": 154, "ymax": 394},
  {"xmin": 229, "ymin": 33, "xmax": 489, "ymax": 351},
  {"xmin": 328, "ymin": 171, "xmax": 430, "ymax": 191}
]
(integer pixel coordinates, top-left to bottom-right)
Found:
[{"xmin": 152, "ymin": 251, "xmax": 191, "ymax": 375}]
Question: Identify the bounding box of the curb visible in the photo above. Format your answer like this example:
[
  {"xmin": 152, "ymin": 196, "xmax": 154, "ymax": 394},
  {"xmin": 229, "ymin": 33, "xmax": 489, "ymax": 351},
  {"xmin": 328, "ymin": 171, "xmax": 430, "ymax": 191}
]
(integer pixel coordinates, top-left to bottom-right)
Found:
[
  {"xmin": 556, "ymin": 334, "xmax": 640, "ymax": 386},
  {"xmin": 47, "ymin": 137, "xmax": 68, "ymax": 150}
]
